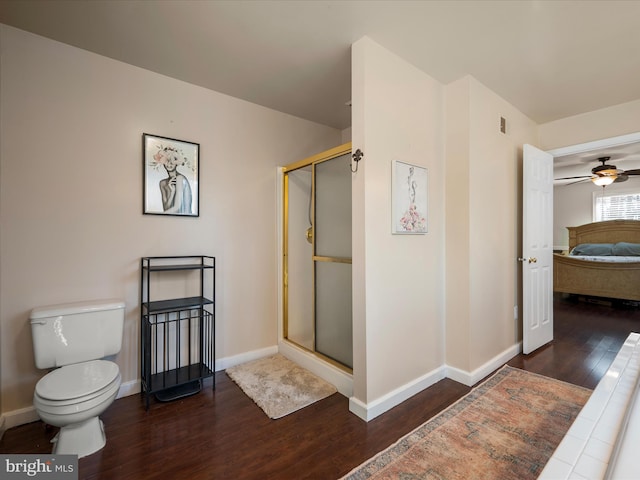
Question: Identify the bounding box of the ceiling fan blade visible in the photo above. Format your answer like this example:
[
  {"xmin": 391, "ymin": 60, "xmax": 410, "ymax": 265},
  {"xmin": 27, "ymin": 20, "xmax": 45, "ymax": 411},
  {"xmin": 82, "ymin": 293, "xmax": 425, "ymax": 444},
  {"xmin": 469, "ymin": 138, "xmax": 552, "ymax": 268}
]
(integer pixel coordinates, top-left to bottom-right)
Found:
[
  {"xmin": 566, "ymin": 178, "xmax": 591, "ymax": 186},
  {"xmin": 554, "ymin": 175, "xmax": 591, "ymax": 180},
  {"xmin": 614, "ymin": 174, "xmax": 629, "ymax": 183},
  {"xmin": 622, "ymin": 169, "xmax": 640, "ymax": 175}
]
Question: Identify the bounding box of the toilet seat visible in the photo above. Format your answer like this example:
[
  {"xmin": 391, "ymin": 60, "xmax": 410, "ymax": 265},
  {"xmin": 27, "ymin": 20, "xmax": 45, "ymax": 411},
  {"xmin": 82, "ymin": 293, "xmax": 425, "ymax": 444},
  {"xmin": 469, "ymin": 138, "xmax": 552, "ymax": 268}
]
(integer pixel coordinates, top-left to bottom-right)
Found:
[
  {"xmin": 34, "ymin": 376, "xmax": 120, "ymax": 415},
  {"xmin": 35, "ymin": 360, "xmax": 119, "ymax": 401},
  {"xmin": 34, "ymin": 360, "xmax": 121, "ymax": 416}
]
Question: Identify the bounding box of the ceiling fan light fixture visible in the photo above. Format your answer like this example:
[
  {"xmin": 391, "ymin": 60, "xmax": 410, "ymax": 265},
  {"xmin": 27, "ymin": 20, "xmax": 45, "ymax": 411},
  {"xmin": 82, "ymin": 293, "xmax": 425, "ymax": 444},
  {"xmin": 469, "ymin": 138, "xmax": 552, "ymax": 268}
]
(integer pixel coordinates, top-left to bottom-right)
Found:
[
  {"xmin": 556, "ymin": 155, "xmax": 640, "ymax": 186},
  {"xmin": 592, "ymin": 175, "xmax": 616, "ymax": 186}
]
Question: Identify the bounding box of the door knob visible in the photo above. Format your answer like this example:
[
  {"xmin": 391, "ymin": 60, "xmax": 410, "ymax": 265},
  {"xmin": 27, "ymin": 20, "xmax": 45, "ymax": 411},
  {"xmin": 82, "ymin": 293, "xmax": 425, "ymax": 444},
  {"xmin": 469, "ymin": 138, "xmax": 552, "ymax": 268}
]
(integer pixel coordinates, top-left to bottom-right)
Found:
[{"xmin": 518, "ymin": 257, "xmax": 537, "ymax": 264}]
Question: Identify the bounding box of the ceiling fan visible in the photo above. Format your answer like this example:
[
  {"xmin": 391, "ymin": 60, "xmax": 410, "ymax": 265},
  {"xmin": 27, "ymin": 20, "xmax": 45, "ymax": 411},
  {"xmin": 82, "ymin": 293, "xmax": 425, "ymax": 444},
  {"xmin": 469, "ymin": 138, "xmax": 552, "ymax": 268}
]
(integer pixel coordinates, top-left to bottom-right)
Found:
[{"xmin": 555, "ymin": 156, "xmax": 640, "ymax": 186}]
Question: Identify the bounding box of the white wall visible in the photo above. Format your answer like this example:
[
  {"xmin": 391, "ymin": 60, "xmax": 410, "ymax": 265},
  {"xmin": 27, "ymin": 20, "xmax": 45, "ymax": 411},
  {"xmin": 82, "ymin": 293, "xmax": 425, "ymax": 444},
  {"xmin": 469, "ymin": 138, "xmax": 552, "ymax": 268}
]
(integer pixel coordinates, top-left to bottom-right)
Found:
[
  {"xmin": 351, "ymin": 37, "xmax": 445, "ymax": 419},
  {"xmin": 0, "ymin": 25, "xmax": 341, "ymax": 422}
]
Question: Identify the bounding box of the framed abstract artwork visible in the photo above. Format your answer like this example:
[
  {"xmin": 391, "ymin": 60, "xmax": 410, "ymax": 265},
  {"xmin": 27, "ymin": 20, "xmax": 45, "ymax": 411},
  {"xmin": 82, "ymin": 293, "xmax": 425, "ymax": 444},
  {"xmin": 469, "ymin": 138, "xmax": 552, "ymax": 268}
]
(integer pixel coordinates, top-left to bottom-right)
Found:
[
  {"xmin": 392, "ymin": 160, "xmax": 427, "ymax": 234},
  {"xmin": 143, "ymin": 133, "xmax": 199, "ymax": 217}
]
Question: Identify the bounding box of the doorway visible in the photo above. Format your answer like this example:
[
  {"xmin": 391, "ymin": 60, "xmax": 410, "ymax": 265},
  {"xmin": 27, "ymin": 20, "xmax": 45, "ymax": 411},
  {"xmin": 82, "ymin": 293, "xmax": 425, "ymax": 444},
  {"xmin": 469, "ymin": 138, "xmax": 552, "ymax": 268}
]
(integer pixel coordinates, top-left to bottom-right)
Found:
[
  {"xmin": 282, "ymin": 143, "xmax": 353, "ymax": 371},
  {"xmin": 550, "ymin": 132, "xmax": 640, "ymax": 250},
  {"xmin": 522, "ymin": 133, "xmax": 640, "ymax": 353}
]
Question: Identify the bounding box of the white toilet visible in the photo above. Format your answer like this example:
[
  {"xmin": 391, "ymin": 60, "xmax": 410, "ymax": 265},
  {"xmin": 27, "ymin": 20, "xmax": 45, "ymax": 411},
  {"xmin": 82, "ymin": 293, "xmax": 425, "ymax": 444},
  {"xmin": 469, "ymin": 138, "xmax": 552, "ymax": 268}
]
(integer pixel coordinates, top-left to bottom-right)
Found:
[{"xmin": 29, "ymin": 299, "xmax": 125, "ymax": 458}]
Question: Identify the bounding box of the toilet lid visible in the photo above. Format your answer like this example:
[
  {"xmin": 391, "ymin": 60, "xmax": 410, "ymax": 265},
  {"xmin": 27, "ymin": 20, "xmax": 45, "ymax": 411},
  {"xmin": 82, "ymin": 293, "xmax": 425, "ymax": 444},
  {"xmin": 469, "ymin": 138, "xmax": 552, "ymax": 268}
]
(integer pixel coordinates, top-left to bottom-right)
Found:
[{"xmin": 35, "ymin": 360, "xmax": 120, "ymax": 401}]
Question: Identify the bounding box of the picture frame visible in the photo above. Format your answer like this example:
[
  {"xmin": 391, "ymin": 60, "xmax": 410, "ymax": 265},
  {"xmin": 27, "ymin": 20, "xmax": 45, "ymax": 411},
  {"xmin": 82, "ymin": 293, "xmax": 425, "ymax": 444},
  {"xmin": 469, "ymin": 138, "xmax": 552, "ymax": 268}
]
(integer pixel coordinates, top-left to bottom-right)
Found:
[
  {"xmin": 392, "ymin": 160, "xmax": 428, "ymax": 234},
  {"xmin": 143, "ymin": 133, "xmax": 199, "ymax": 217}
]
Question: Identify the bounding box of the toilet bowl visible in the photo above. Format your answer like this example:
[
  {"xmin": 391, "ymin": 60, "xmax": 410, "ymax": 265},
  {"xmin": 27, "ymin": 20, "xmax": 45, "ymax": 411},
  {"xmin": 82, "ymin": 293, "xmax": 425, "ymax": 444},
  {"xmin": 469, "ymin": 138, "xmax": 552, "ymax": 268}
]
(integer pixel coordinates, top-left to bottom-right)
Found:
[
  {"xmin": 33, "ymin": 359, "xmax": 121, "ymax": 457},
  {"xmin": 30, "ymin": 299, "xmax": 125, "ymax": 458}
]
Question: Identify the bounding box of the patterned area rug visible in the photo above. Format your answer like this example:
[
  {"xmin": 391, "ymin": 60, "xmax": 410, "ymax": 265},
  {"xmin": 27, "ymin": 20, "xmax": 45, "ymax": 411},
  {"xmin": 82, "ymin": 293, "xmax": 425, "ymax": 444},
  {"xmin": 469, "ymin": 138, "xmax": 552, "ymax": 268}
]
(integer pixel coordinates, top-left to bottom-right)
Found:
[
  {"xmin": 226, "ymin": 354, "xmax": 337, "ymax": 419},
  {"xmin": 342, "ymin": 366, "xmax": 591, "ymax": 480}
]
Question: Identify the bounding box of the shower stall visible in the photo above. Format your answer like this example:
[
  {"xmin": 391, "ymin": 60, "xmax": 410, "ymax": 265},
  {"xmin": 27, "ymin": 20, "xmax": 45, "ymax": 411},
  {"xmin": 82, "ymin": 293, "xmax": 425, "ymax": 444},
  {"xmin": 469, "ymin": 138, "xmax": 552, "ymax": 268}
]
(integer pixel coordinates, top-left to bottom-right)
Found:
[{"xmin": 282, "ymin": 143, "xmax": 352, "ymax": 371}]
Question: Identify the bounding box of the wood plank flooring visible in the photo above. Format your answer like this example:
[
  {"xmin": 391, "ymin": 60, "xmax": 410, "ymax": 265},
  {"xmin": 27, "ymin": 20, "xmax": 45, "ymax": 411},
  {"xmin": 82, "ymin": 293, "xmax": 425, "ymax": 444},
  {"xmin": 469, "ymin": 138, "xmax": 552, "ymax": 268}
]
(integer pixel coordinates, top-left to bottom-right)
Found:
[{"xmin": 1, "ymin": 294, "xmax": 638, "ymax": 479}]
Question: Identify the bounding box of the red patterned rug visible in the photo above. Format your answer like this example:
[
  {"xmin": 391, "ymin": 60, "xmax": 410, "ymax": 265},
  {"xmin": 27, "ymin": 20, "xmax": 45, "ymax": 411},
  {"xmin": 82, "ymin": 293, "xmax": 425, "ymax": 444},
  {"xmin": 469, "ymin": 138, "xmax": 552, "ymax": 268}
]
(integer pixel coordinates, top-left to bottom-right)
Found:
[{"xmin": 342, "ymin": 366, "xmax": 591, "ymax": 480}]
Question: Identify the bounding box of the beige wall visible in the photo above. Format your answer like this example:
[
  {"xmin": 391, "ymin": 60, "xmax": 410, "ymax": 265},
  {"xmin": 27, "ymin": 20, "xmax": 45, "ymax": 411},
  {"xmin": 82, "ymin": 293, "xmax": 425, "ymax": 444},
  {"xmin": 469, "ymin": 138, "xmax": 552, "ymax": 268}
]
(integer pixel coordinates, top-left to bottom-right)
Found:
[
  {"xmin": 444, "ymin": 78, "xmax": 472, "ymax": 370},
  {"xmin": 539, "ymin": 99, "xmax": 640, "ymax": 151},
  {"xmin": 351, "ymin": 37, "xmax": 445, "ymax": 414},
  {"xmin": 0, "ymin": 26, "xmax": 341, "ymax": 418},
  {"xmin": 467, "ymin": 78, "xmax": 538, "ymax": 370},
  {"xmin": 445, "ymin": 76, "xmax": 538, "ymax": 376},
  {"xmin": 5, "ymin": 23, "xmax": 639, "ymax": 429},
  {"xmin": 351, "ymin": 40, "xmax": 538, "ymax": 417}
]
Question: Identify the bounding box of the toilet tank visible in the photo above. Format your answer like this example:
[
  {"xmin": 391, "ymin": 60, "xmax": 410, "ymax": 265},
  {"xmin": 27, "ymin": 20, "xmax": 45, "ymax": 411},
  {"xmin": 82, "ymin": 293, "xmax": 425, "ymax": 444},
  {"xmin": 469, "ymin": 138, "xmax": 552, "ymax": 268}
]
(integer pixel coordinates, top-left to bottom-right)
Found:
[{"xmin": 30, "ymin": 299, "xmax": 125, "ymax": 369}]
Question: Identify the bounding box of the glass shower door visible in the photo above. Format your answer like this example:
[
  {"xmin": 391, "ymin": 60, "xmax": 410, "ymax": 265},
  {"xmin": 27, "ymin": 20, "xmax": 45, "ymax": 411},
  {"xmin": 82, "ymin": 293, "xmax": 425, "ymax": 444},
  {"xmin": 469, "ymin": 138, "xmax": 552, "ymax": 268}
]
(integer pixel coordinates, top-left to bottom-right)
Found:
[
  {"xmin": 283, "ymin": 144, "xmax": 352, "ymax": 371},
  {"xmin": 314, "ymin": 153, "xmax": 352, "ymax": 368},
  {"xmin": 285, "ymin": 167, "xmax": 314, "ymax": 351}
]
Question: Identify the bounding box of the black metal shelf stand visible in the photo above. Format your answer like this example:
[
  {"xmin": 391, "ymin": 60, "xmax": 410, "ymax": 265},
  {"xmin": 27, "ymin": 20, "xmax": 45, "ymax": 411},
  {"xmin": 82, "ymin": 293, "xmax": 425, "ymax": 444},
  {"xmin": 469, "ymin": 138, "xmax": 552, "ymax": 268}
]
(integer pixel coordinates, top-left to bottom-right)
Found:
[{"xmin": 140, "ymin": 256, "xmax": 215, "ymax": 409}]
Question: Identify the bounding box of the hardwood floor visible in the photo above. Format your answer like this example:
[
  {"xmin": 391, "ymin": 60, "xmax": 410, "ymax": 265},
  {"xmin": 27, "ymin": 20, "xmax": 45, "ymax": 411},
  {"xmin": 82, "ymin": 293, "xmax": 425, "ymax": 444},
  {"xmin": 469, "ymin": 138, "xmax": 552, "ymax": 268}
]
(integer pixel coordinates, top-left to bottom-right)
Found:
[{"xmin": 1, "ymin": 294, "xmax": 638, "ymax": 479}]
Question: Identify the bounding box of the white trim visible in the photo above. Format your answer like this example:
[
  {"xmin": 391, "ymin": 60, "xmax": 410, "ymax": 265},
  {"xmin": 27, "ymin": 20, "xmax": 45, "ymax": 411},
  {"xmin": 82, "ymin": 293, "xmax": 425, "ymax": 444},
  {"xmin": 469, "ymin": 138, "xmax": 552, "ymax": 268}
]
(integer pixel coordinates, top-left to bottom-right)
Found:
[
  {"xmin": 117, "ymin": 379, "xmax": 141, "ymax": 399},
  {"xmin": 0, "ymin": 405, "xmax": 40, "ymax": 433},
  {"xmin": 446, "ymin": 342, "xmax": 522, "ymax": 387},
  {"xmin": 348, "ymin": 365, "xmax": 447, "ymax": 421},
  {"xmin": 215, "ymin": 345, "xmax": 279, "ymax": 371},
  {"xmin": 348, "ymin": 396, "xmax": 368, "ymax": 421}
]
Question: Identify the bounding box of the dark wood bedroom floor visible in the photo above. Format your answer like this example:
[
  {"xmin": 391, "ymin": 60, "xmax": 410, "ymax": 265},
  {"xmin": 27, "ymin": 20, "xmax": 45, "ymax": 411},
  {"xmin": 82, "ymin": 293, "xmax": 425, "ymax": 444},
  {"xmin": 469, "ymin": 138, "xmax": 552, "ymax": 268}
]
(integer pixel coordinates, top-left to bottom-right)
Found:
[{"xmin": 1, "ymin": 294, "xmax": 638, "ymax": 479}]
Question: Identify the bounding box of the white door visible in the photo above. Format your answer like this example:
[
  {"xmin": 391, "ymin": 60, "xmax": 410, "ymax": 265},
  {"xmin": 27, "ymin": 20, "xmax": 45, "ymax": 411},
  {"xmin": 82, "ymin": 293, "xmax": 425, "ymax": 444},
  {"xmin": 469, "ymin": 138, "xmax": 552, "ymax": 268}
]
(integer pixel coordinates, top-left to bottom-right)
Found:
[{"xmin": 522, "ymin": 144, "xmax": 554, "ymax": 354}]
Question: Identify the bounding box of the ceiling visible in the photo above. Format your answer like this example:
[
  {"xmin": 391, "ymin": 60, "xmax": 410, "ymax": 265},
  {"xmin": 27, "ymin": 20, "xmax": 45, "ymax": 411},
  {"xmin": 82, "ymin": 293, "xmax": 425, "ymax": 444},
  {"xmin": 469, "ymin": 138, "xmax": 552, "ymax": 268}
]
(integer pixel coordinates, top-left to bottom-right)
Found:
[{"xmin": 2, "ymin": 0, "xmax": 640, "ymax": 176}]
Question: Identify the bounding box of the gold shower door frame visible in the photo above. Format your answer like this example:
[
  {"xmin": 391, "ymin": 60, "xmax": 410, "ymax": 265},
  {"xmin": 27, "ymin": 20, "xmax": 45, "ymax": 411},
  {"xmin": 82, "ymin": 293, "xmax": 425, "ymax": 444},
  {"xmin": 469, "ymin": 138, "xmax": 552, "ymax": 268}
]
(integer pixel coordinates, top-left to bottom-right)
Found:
[{"xmin": 282, "ymin": 142, "xmax": 352, "ymax": 372}]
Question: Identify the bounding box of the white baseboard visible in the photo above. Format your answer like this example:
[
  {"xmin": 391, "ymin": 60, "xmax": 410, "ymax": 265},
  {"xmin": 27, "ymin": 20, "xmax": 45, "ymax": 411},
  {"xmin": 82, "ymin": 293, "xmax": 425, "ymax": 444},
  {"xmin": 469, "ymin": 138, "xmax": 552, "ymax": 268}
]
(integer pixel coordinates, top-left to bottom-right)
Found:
[
  {"xmin": 348, "ymin": 342, "xmax": 522, "ymax": 421},
  {"xmin": 0, "ymin": 405, "xmax": 40, "ymax": 435},
  {"xmin": 215, "ymin": 345, "xmax": 279, "ymax": 371},
  {"xmin": 1, "ymin": 342, "xmax": 523, "ymax": 431},
  {"xmin": 349, "ymin": 365, "xmax": 447, "ymax": 422},
  {"xmin": 117, "ymin": 379, "xmax": 141, "ymax": 399},
  {"xmin": 446, "ymin": 342, "xmax": 522, "ymax": 386}
]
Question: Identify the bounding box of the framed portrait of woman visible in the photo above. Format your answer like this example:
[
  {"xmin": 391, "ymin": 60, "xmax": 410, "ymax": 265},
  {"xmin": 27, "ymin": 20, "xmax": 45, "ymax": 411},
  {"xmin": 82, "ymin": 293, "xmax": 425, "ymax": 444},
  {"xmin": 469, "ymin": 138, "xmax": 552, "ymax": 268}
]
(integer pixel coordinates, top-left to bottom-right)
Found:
[{"xmin": 143, "ymin": 133, "xmax": 199, "ymax": 217}]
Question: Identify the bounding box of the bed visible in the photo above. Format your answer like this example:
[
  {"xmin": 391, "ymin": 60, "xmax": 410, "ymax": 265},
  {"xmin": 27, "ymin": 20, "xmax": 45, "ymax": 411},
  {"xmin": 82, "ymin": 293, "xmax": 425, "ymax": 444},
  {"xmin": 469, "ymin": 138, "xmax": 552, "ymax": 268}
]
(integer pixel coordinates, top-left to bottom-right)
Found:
[{"xmin": 553, "ymin": 220, "xmax": 640, "ymax": 301}]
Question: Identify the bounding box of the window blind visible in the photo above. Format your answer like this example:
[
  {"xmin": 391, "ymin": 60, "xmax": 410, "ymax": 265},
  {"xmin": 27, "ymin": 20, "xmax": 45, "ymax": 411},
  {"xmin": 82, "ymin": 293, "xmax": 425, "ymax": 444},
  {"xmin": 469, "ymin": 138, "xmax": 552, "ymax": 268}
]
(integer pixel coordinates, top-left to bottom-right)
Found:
[{"xmin": 595, "ymin": 192, "xmax": 640, "ymax": 221}]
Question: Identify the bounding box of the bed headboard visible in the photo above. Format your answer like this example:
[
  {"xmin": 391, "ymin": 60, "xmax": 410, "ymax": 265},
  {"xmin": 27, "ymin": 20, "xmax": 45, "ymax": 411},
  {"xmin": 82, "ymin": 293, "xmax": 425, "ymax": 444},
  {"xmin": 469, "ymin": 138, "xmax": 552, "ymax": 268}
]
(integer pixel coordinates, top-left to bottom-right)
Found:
[{"xmin": 567, "ymin": 220, "xmax": 640, "ymax": 250}]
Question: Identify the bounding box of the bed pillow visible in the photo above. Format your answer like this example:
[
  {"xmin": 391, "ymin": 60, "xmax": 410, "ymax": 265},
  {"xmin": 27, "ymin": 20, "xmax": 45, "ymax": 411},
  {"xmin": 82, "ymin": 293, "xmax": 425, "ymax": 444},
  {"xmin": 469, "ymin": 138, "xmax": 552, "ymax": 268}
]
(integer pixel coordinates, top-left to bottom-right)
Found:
[
  {"xmin": 570, "ymin": 243, "xmax": 614, "ymax": 256},
  {"xmin": 612, "ymin": 242, "xmax": 640, "ymax": 256}
]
